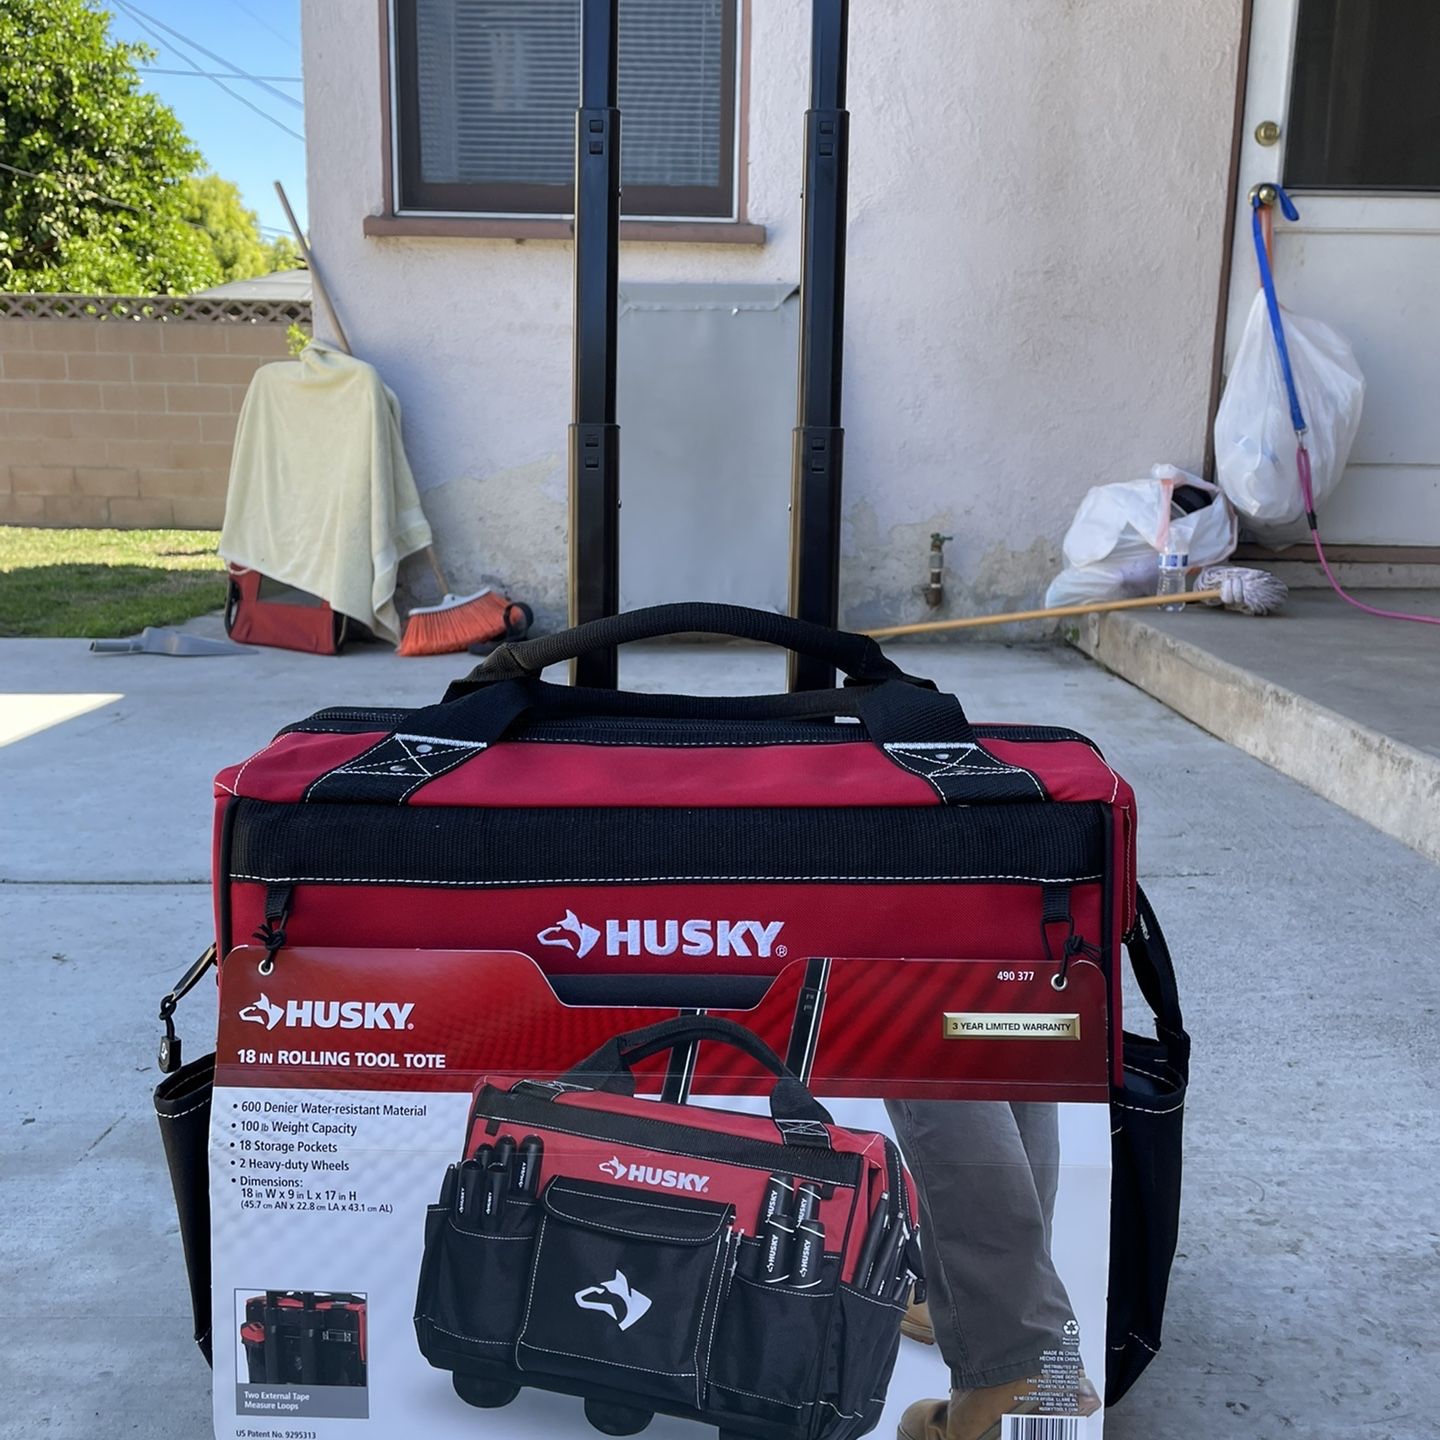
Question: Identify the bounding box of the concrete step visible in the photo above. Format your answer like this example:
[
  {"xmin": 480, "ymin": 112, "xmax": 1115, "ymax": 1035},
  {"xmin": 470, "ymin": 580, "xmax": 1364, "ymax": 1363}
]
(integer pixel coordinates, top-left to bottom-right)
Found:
[{"xmin": 1073, "ymin": 591, "xmax": 1440, "ymax": 865}]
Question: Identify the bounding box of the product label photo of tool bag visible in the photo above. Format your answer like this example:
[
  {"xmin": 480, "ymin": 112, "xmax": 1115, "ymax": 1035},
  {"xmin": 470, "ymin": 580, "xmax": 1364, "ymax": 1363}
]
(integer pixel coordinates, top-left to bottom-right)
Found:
[
  {"xmin": 240, "ymin": 1290, "xmax": 368, "ymax": 1388},
  {"xmin": 414, "ymin": 1017, "xmax": 920, "ymax": 1440}
]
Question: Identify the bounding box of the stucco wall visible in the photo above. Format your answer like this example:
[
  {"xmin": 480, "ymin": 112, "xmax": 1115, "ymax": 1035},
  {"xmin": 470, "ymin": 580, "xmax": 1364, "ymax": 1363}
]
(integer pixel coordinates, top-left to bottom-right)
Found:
[{"xmin": 302, "ymin": 0, "xmax": 1242, "ymax": 628}]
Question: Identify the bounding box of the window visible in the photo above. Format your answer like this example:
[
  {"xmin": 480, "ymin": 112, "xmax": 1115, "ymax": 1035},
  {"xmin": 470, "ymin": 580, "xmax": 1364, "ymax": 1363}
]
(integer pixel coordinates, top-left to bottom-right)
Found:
[
  {"xmin": 393, "ymin": 0, "xmax": 739, "ymax": 218},
  {"xmin": 1285, "ymin": 0, "xmax": 1440, "ymax": 192}
]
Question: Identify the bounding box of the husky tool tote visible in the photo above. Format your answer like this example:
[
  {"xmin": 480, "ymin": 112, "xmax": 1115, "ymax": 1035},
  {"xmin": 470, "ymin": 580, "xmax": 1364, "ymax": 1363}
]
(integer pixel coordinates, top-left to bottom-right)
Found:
[{"xmin": 212, "ymin": 604, "xmax": 1135, "ymax": 1046}]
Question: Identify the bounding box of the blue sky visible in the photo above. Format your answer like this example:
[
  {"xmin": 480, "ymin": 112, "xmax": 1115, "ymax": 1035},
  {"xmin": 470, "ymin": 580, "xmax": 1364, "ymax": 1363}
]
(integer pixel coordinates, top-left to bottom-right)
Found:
[{"xmin": 103, "ymin": 0, "xmax": 309, "ymax": 240}]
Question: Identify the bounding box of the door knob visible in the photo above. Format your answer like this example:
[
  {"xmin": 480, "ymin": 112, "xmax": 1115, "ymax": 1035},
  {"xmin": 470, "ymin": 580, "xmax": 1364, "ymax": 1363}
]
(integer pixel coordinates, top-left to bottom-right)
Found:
[{"xmin": 1255, "ymin": 120, "xmax": 1282, "ymax": 146}]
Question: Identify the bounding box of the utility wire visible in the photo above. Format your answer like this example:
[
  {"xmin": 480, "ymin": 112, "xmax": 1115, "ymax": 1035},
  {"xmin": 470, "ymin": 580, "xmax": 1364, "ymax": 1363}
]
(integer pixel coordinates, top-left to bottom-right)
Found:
[
  {"xmin": 0, "ymin": 157, "xmax": 207, "ymax": 232},
  {"xmin": 226, "ymin": 0, "xmax": 301, "ymax": 54},
  {"xmin": 114, "ymin": 0, "xmax": 305, "ymax": 117},
  {"xmin": 0, "ymin": 159, "xmax": 303, "ymax": 251},
  {"xmin": 141, "ymin": 67, "xmax": 302, "ymax": 82},
  {"xmin": 114, "ymin": 5, "xmax": 305, "ymax": 143}
]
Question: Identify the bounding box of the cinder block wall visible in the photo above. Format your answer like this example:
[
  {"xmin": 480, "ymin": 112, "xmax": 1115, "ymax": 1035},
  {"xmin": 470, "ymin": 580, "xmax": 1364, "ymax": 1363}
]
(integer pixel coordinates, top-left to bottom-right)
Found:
[{"xmin": 0, "ymin": 316, "xmax": 291, "ymax": 528}]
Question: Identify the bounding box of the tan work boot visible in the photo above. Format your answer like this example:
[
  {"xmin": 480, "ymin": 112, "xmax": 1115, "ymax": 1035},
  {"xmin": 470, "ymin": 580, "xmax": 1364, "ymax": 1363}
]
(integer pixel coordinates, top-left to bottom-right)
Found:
[
  {"xmin": 897, "ymin": 1377, "xmax": 1102, "ymax": 1440},
  {"xmin": 901, "ymin": 1297, "xmax": 935, "ymax": 1345}
]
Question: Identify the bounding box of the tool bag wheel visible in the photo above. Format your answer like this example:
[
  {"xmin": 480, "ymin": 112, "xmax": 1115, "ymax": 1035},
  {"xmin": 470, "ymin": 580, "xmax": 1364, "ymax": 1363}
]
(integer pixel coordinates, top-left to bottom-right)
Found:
[
  {"xmin": 583, "ymin": 1399, "xmax": 654, "ymax": 1435},
  {"xmin": 451, "ymin": 1373, "xmax": 520, "ymax": 1409}
]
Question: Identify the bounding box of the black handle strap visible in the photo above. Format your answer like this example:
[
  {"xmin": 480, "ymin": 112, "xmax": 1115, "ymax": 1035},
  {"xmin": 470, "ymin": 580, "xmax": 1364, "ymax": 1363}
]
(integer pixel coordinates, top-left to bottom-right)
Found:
[
  {"xmin": 561, "ymin": 1016, "xmax": 834, "ymax": 1133},
  {"xmin": 1125, "ymin": 886, "xmax": 1189, "ymax": 1072},
  {"xmin": 472, "ymin": 603, "xmax": 935, "ymax": 690}
]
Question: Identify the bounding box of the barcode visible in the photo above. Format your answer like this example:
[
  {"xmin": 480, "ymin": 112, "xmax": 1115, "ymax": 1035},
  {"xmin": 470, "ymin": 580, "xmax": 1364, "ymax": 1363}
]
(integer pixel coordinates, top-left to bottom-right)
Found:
[{"xmin": 1001, "ymin": 1419, "xmax": 1082, "ymax": 1440}]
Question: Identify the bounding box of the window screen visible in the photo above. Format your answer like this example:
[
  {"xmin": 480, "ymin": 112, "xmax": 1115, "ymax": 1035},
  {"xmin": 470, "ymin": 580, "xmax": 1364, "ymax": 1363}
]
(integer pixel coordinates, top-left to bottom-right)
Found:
[
  {"xmin": 1285, "ymin": 0, "xmax": 1440, "ymax": 191},
  {"xmin": 395, "ymin": 0, "xmax": 737, "ymax": 217}
]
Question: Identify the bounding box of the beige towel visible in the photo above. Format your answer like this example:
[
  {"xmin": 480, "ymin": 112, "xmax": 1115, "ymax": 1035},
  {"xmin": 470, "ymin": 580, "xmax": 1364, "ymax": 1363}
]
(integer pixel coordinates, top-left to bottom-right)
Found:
[{"xmin": 219, "ymin": 342, "xmax": 433, "ymax": 645}]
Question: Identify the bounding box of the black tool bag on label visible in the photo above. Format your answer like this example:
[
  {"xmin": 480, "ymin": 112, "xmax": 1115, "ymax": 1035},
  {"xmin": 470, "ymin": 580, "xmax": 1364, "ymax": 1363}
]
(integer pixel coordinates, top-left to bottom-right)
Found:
[
  {"xmin": 414, "ymin": 1018, "xmax": 920, "ymax": 1440},
  {"xmin": 240, "ymin": 1290, "xmax": 367, "ymax": 1387}
]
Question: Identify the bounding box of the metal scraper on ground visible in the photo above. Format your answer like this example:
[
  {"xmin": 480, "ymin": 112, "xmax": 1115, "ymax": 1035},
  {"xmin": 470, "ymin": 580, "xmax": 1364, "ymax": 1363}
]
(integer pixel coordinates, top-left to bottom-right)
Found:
[{"xmin": 90, "ymin": 627, "xmax": 256, "ymax": 657}]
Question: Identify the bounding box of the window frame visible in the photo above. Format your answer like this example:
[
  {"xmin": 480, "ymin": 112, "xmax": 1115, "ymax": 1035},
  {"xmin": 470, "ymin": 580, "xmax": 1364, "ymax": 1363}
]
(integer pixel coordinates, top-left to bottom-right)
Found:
[{"xmin": 388, "ymin": 0, "xmax": 742, "ymax": 221}]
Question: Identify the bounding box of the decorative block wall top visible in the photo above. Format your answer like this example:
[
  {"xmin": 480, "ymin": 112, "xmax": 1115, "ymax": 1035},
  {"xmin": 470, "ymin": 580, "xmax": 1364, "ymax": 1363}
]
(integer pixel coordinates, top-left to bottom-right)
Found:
[{"xmin": 0, "ymin": 293, "xmax": 311, "ymax": 325}]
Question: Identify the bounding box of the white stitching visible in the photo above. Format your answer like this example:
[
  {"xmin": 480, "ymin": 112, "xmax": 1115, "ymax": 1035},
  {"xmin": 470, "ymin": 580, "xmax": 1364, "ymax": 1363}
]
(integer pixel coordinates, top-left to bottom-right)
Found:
[
  {"xmin": 221, "ymin": 733, "xmax": 291, "ymax": 797},
  {"xmin": 518, "ymin": 1341, "xmax": 696, "ymax": 1380},
  {"xmin": 154, "ymin": 1099, "xmax": 211, "ymax": 1121},
  {"xmin": 514, "ymin": 1213, "xmax": 547, "ymax": 1365},
  {"xmin": 733, "ymin": 1274, "xmax": 834, "ymax": 1300},
  {"xmin": 426, "ymin": 1323, "xmax": 510, "ymax": 1347},
  {"xmin": 546, "ymin": 1208, "xmax": 719, "ymax": 1245},
  {"xmin": 445, "ymin": 1218, "xmax": 533, "ymax": 1242},
  {"xmin": 709, "ymin": 1380, "xmax": 808, "ymax": 1410},
  {"xmin": 231, "ymin": 870, "xmax": 1103, "ymax": 887},
  {"xmin": 549, "ymin": 1182, "xmax": 728, "ymax": 1223},
  {"xmin": 1112, "ymin": 1097, "xmax": 1185, "ymax": 1116},
  {"xmin": 694, "ymin": 1233, "xmax": 725, "ymax": 1407}
]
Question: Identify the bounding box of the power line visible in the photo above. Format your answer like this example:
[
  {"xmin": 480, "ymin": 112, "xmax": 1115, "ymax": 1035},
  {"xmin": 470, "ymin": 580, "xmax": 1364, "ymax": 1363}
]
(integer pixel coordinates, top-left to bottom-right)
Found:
[
  {"xmin": 114, "ymin": 0, "xmax": 304, "ymax": 114},
  {"xmin": 0, "ymin": 158, "xmax": 206, "ymax": 232},
  {"xmin": 141, "ymin": 67, "xmax": 302, "ymax": 82},
  {"xmin": 113, "ymin": 1, "xmax": 305, "ymax": 141},
  {"xmin": 1, "ymin": 160, "xmax": 302, "ymax": 249},
  {"xmin": 226, "ymin": 0, "xmax": 300, "ymax": 55}
]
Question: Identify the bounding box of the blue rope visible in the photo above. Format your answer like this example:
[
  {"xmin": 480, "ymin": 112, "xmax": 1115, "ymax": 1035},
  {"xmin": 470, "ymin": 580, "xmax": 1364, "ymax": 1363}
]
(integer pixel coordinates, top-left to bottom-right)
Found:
[{"xmin": 1250, "ymin": 185, "xmax": 1307, "ymax": 436}]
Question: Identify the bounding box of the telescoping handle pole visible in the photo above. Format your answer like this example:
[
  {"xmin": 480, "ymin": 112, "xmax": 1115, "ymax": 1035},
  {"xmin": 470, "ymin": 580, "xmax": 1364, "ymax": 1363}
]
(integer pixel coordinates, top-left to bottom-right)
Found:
[
  {"xmin": 570, "ymin": 0, "xmax": 622, "ymax": 689},
  {"xmin": 788, "ymin": 0, "xmax": 851, "ymax": 693}
]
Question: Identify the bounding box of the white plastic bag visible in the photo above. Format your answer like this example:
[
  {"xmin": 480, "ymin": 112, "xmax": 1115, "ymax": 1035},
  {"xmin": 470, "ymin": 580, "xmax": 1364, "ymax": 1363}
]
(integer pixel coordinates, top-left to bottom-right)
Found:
[
  {"xmin": 1045, "ymin": 466, "xmax": 1237, "ymax": 608},
  {"xmin": 1213, "ymin": 290, "xmax": 1365, "ymax": 529}
]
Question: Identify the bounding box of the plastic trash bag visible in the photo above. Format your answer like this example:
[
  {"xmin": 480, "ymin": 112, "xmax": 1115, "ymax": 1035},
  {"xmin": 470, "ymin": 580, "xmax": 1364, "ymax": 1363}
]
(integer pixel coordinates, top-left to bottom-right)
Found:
[
  {"xmin": 1045, "ymin": 466, "xmax": 1237, "ymax": 608},
  {"xmin": 1214, "ymin": 289, "xmax": 1365, "ymax": 530}
]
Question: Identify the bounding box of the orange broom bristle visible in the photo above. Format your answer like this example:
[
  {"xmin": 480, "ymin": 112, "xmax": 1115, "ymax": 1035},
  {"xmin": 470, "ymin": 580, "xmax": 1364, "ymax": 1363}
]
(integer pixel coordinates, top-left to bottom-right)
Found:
[{"xmin": 397, "ymin": 588, "xmax": 512, "ymax": 657}]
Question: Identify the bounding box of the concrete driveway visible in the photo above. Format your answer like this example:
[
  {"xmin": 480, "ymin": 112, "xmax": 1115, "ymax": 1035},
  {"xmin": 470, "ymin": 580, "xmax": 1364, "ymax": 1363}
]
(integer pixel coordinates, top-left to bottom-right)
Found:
[{"xmin": 2, "ymin": 638, "xmax": 1436, "ymax": 1440}]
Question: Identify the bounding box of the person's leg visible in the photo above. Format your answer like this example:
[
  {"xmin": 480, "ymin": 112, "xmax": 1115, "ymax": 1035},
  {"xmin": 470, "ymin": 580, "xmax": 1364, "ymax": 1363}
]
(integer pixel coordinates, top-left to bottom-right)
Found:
[
  {"xmin": 1011, "ymin": 1102, "xmax": 1061, "ymax": 1254},
  {"xmin": 885, "ymin": 1099, "xmax": 1075, "ymax": 1391}
]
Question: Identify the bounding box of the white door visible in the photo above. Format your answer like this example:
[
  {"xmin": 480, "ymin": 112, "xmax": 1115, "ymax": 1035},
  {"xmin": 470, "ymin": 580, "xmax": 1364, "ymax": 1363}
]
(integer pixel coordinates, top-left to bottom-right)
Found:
[{"xmin": 1225, "ymin": 0, "xmax": 1440, "ymax": 545}]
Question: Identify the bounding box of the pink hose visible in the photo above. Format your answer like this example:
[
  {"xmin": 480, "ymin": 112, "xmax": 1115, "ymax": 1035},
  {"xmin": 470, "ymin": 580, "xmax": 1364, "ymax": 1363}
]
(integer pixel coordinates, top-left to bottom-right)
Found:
[{"xmin": 1297, "ymin": 445, "xmax": 1440, "ymax": 628}]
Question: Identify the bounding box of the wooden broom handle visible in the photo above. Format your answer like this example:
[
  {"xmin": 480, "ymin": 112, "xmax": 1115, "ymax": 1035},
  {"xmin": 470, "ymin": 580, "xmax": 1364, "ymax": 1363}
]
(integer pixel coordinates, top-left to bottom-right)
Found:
[{"xmin": 865, "ymin": 588, "xmax": 1224, "ymax": 639}]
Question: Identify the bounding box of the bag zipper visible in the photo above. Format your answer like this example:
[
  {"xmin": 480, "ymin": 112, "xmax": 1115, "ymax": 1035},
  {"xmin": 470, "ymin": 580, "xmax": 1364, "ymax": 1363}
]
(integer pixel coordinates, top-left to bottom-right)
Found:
[{"xmin": 276, "ymin": 709, "xmax": 1096, "ymax": 751}]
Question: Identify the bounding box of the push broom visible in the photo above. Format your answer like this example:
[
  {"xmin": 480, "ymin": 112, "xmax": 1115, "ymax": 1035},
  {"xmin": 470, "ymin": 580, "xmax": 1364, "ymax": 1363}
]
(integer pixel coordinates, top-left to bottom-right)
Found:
[
  {"xmin": 865, "ymin": 565, "xmax": 1287, "ymax": 639},
  {"xmin": 274, "ymin": 181, "xmax": 515, "ymax": 656}
]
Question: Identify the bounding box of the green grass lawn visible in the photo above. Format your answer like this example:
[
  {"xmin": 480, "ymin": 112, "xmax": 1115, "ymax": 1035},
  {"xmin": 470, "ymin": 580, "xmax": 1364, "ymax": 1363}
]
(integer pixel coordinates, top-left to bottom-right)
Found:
[{"xmin": 0, "ymin": 527, "xmax": 227, "ymax": 638}]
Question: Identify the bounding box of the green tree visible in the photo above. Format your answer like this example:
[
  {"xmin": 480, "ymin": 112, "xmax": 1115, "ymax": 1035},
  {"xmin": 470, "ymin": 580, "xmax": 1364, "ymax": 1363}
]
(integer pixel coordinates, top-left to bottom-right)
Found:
[
  {"xmin": 265, "ymin": 233, "xmax": 302, "ymax": 274},
  {"xmin": 0, "ymin": 0, "xmax": 217, "ymax": 293},
  {"xmin": 182, "ymin": 172, "xmax": 269, "ymax": 284}
]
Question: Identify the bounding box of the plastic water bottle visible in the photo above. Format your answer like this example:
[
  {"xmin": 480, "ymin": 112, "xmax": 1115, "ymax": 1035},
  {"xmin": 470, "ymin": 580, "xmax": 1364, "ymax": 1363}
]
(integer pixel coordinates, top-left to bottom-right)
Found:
[{"xmin": 1156, "ymin": 543, "xmax": 1189, "ymax": 613}]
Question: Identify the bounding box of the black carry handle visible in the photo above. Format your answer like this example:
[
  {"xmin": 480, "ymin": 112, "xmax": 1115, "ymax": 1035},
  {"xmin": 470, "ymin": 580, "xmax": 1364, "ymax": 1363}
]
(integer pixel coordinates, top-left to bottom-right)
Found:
[
  {"xmin": 474, "ymin": 603, "xmax": 935, "ymax": 691},
  {"xmin": 562, "ymin": 1016, "xmax": 834, "ymax": 1129}
]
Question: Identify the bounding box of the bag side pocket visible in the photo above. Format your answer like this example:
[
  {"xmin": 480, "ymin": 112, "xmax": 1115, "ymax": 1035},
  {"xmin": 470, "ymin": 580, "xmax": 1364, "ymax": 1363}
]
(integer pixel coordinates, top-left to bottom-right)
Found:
[
  {"xmin": 708, "ymin": 1238, "xmax": 837, "ymax": 1431},
  {"xmin": 153, "ymin": 1052, "xmax": 215, "ymax": 1366},
  {"xmin": 818, "ymin": 1284, "xmax": 905, "ymax": 1439},
  {"xmin": 417, "ymin": 1197, "xmax": 540, "ymax": 1363}
]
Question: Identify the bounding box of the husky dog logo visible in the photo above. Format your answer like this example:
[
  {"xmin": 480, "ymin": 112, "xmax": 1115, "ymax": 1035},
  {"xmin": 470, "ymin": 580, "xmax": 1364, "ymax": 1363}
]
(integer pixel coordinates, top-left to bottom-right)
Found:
[
  {"xmin": 239, "ymin": 993, "xmax": 285, "ymax": 1031},
  {"xmin": 574, "ymin": 1270, "xmax": 652, "ymax": 1332},
  {"xmin": 538, "ymin": 910, "xmax": 601, "ymax": 959},
  {"xmin": 598, "ymin": 1157, "xmax": 628, "ymax": 1181}
]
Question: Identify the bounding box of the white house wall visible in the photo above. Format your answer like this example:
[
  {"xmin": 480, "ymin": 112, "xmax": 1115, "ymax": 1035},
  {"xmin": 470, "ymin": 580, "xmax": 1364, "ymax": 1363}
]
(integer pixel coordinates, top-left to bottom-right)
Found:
[{"xmin": 302, "ymin": 0, "xmax": 1243, "ymax": 628}]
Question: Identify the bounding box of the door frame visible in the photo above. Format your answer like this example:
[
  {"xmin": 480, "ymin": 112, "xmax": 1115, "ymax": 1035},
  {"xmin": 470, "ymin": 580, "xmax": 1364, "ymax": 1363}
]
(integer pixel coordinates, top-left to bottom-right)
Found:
[
  {"xmin": 1202, "ymin": 0, "xmax": 1440, "ymax": 556},
  {"xmin": 1204, "ymin": 0, "xmax": 1260, "ymax": 483}
]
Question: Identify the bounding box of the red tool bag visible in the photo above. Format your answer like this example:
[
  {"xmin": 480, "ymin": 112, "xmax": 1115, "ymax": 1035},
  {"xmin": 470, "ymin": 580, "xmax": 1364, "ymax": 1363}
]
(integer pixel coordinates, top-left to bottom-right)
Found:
[
  {"xmin": 224, "ymin": 565, "xmax": 357, "ymax": 656},
  {"xmin": 414, "ymin": 1017, "xmax": 920, "ymax": 1440},
  {"xmin": 211, "ymin": 604, "xmax": 1135, "ymax": 1048}
]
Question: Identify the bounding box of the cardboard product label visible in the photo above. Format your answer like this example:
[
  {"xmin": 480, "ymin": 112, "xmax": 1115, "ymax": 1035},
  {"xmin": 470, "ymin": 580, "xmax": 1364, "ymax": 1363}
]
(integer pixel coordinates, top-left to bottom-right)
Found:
[{"xmin": 209, "ymin": 946, "xmax": 1113, "ymax": 1440}]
